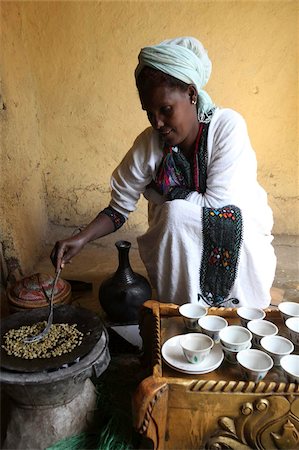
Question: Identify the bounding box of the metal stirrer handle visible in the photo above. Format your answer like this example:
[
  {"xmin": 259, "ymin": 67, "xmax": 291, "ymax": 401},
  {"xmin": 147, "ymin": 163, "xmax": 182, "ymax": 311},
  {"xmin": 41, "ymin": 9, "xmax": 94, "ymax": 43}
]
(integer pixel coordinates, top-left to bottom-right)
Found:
[{"xmin": 24, "ymin": 268, "xmax": 62, "ymax": 344}]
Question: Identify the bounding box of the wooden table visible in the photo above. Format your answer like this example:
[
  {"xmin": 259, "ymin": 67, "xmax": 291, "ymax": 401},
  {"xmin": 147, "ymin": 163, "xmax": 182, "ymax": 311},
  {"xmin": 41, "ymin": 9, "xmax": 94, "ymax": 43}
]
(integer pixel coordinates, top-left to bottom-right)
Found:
[{"xmin": 132, "ymin": 301, "xmax": 299, "ymax": 450}]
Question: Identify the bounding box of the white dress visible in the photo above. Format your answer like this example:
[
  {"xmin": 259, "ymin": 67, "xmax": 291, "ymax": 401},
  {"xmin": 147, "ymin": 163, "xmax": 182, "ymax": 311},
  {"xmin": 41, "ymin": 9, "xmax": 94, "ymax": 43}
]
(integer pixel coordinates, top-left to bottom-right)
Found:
[{"xmin": 109, "ymin": 108, "xmax": 276, "ymax": 308}]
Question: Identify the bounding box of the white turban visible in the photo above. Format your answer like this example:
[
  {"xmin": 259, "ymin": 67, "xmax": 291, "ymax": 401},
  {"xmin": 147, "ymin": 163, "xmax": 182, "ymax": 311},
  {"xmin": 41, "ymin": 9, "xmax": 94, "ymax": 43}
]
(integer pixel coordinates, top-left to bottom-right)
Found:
[{"xmin": 135, "ymin": 36, "xmax": 215, "ymax": 119}]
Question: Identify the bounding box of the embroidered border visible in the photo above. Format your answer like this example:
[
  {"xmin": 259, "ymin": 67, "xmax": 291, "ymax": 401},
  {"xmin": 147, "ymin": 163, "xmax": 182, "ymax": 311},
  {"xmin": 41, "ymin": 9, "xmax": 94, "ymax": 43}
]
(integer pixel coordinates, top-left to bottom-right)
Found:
[
  {"xmin": 194, "ymin": 122, "xmax": 209, "ymax": 194},
  {"xmin": 199, "ymin": 205, "xmax": 243, "ymax": 306},
  {"xmin": 100, "ymin": 207, "xmax": 126, "ymax": 231}
]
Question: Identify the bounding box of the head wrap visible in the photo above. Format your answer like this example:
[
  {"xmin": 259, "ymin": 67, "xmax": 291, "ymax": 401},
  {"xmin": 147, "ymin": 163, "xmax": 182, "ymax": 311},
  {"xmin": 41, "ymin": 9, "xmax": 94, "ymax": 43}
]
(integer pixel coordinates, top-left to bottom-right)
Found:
[{"xmin": 135, "ymin": 36, "xmax": 215, "ymax": 122}]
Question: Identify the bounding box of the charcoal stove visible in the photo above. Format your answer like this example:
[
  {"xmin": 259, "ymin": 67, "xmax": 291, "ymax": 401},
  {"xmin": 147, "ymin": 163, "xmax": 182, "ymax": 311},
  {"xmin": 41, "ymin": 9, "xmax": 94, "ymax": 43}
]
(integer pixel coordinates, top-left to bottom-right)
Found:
[{"xmin": 0, "ymin": 305, "xmax": 110, "ymax": 450}]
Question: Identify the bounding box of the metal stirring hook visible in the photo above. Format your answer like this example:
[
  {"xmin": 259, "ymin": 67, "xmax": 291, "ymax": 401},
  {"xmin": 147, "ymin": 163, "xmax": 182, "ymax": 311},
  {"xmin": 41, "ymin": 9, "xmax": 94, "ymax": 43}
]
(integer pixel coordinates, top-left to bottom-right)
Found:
[{"xmin": 24, "ymin": 268, "xmax": 62, "ymax": 344}]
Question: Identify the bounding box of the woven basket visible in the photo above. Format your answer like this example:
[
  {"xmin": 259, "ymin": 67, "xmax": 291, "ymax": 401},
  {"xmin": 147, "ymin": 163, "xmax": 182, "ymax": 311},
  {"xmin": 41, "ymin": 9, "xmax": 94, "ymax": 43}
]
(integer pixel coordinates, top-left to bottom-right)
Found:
[{"xmin": 7, "ymin": 273, "xmax": 72, "ymax": 313}]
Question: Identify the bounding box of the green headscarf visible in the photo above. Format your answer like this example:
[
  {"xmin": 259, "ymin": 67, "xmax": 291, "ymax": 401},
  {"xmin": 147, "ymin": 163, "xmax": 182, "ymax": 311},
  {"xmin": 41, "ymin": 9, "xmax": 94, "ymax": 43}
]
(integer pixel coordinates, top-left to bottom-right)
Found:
[{"xmin": 135, "ymin": 36, "xmax": 215, "ymax": 122}]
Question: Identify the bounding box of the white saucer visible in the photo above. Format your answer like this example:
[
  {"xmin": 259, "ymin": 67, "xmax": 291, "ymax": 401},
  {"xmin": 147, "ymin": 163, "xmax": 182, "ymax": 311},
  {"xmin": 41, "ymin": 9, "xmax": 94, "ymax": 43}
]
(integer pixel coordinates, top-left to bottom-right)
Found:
[{"xmin": 162, "ymin": 334, "xmax": 224, "ymax": 374}]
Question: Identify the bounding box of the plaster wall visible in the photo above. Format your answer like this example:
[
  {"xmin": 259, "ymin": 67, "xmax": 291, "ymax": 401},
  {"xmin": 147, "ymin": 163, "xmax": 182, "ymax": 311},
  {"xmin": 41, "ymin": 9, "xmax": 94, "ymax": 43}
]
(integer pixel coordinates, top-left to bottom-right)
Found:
[
  {"xmin": 1, "ymin": 1, "xmax": 298, "ymax": 275},
  {"xmin": 0, "ymin": 2, "xmax": 49, "ymax": 276}
]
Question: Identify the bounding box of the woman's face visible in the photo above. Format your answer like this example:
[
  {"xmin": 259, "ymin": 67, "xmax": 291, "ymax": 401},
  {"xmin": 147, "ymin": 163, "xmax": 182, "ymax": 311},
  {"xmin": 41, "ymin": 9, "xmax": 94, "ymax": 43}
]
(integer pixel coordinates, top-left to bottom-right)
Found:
[{"xmin": 139, "ymin": 84, "xmax": 199, "ymax": 152}]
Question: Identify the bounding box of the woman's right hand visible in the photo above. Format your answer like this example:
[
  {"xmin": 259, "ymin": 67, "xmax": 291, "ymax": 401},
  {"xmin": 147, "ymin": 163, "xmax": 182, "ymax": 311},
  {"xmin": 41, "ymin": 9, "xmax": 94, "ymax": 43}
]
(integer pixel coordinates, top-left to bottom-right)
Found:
[{"xmin": 50, "ymin": 236, "xmax": 85, "ymax": 272}]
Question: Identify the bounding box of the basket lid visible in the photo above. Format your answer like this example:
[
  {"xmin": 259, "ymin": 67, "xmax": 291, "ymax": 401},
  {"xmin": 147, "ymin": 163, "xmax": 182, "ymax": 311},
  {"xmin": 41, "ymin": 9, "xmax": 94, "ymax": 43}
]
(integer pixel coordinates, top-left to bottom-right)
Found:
[{"xmin": 10, "ymin": 273, "xmax": 66, "ymax": 302}]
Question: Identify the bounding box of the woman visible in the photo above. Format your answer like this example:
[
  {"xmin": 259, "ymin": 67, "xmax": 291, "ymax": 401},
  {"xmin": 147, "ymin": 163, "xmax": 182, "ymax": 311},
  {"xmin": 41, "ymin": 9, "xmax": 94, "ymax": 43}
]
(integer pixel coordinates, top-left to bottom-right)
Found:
[{"xmin": 51, "ymin": 37, "xmax": 276, "ymax": 308}]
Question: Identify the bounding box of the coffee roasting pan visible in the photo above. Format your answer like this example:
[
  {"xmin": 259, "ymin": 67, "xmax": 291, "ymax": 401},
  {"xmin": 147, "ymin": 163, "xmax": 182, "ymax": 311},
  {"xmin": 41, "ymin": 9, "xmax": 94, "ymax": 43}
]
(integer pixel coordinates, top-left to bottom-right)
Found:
[{"xmin": 0, "ymin": 305, "xmax": 104, "ymax": 373}]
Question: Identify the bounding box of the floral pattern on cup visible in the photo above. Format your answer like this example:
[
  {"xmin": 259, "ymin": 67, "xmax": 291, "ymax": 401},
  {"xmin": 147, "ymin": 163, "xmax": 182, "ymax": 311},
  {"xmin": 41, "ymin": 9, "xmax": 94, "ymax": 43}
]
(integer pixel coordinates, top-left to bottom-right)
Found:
[
  {"xmin": 180, "ymin": 333, "xmax": 214, "ymax": 364},
  {"xmin": 241, "ymin": 368, "xmax": 265, "ymax": 383}
]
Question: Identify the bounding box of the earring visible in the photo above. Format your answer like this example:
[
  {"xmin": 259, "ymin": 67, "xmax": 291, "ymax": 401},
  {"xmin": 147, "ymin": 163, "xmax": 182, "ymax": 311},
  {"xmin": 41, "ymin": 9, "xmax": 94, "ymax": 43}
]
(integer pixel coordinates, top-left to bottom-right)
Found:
[{"xmin": 191, "ymin": 99, "xmax": 197, "ymax": 105}]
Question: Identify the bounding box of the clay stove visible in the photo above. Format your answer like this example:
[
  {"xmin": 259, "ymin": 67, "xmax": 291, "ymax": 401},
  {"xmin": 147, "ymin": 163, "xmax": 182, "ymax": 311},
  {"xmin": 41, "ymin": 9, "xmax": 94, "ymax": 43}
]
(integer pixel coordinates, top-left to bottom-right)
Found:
[{"xmin": 0, "ymin": 305, "xmax": 110, "ymax": 450}]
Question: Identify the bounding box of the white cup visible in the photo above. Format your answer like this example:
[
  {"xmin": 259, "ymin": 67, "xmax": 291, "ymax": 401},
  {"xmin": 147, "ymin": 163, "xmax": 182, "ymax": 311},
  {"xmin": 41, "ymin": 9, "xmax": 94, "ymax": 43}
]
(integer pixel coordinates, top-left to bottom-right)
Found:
[
  {"xmin": 179, "ymin": 304, "xmax": 207, "ymax": 331},
  {"xmin": 280, "ymin": 354, "xmax": 299, "ymax": 383},
  {"xmin": 260, "ymin": 335, "xmax": 294, "ymax": 366},
  {"xmin": 198, "ymin": 315, "xmax": 228, "ymax": 343},
  {"xmin": 237, "ymin": 307, "xmax": 266, "ymax": 327},
  {"xmin": 221, "ymin": 342, "xmax": 252, "ymax": 365},
  {"xmin": 247, "ymin": 319, "xmax": 278, "ymax": 347},
  {"xmin": 237, "ymin": 349, "xmax": 273, "ymax": 382},
  {"xmin": 285, "ymin": 317, "xmax": 299, "ymax": 347},
  {"xmin": 180, "ymin": 333, "xmax": 214, "ymax": 364},
  {"xmin": 278, "ymin": 301, "xmax": 299, "ymax": 323},
  {"xmin": 219, "ymin": 325, "xmax": 252, "ymax": 351}
]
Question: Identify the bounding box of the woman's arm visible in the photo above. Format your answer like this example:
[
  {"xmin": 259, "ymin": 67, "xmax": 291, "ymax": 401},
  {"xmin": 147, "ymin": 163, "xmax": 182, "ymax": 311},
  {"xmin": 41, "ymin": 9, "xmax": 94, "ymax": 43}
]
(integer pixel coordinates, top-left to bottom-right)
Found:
[
  {"xmin": 109, "ymin": 128, "xmax": 163, "ymax": 215},
  {"xmin": 50, "ymin": 212, "xmax": 115, "ymax": 271},
  {"xmin": 51, "ymin": 128, "xmax": 161, "ymax": 271}
]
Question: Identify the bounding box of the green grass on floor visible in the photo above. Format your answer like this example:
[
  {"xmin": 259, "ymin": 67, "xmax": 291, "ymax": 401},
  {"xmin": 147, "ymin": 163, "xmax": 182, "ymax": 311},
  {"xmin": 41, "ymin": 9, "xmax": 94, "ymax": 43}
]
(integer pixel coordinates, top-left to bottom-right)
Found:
[
  {"xmin": 47, "ymin": 378, "xmax": 134, "ymax": 450},
  {"xmin": 47, "ymin": 422, "xmax": 132, "ymax": 450},
  {"xmin": 47, "ymin": 330, "xmax": 144, "ymax": 450}
]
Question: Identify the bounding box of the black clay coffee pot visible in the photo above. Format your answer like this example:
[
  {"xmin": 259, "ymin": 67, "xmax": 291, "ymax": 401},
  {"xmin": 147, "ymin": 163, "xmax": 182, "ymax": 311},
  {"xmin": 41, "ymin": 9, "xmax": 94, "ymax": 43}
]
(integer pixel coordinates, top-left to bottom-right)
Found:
[{"xmin": 98, "ymin": 240, "xmax": 152, "ymax": 323}]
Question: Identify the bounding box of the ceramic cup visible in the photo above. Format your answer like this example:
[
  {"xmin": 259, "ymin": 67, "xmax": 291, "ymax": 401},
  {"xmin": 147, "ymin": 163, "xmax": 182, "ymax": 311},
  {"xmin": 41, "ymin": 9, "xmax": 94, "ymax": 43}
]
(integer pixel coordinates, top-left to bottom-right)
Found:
[
  {"xmin": 219, "ymin": 325, "xmax": 252, "ymax": 351},
  {"xmin": 278, "ymin": 301, "xmax": 299, "ymax": 323},
  {"xmin": 221, "ymin": 342, "xmax": 252, "ymax": 365},
  {"xmin": 280, "ymin": 354, "xmax": 299, "ymax": 383},
  {"xmin": 198, "ymin": 315, "xmax": 228, "ymax": 343},
  {"xmin": 179, "ymin": 304, "xmax": 207, "ymax": 331},
  {"xmin": 236, "ymin": 307, "xmax": 266, "ymax": 327},
  {"xmin": 247, "ymin": 319, "xmax": 278, "ymax": 347},
  {"xmin": 180, "ymin": 333, "xmax": 214, "ymax": 364},
  {"xmin": 285, "ymin": 317, "xmax": 299, "ymax": 347},
  {"xmin": 237, "ymin": 349, "xmax": 273, "ymax": 382},
  {"xmin": 260, "ymin": 335, "xmax": 294, "ymax": 366}
]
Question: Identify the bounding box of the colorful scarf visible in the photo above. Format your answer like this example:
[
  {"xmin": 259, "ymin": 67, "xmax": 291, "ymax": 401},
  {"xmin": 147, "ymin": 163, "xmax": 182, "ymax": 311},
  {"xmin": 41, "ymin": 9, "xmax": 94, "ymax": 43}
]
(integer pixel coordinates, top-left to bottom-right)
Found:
[{"xmin": 154, "ymin": 123, "xmax": 209, "ymax": 196}]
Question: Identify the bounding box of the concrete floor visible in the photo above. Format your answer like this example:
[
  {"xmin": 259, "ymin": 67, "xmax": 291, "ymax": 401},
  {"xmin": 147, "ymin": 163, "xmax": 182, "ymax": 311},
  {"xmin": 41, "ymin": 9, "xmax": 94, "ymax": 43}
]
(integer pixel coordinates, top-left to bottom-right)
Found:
[{"xmin": 272, "ymin": 235, "xmax": 299, "ymax": 302}]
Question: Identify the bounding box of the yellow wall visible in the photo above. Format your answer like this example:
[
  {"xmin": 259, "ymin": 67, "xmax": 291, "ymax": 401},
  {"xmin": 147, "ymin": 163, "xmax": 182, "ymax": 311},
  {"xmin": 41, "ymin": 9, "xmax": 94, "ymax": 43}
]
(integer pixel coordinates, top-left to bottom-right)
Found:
[
  {"xmin": 1, "ymin": 2, "xmax": 49, "ymax": 275},
  {"xmin": 1, "ymin": 1, "xmax": 298, "ymax": 274}
]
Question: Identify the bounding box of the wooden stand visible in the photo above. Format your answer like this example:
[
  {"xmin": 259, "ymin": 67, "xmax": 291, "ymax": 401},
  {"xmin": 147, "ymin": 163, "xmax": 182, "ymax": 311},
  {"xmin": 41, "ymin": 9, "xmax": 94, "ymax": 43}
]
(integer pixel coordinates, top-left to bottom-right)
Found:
[{"xmin": 132, "ymin": 301, "xmax": 299, "ymax": 450}]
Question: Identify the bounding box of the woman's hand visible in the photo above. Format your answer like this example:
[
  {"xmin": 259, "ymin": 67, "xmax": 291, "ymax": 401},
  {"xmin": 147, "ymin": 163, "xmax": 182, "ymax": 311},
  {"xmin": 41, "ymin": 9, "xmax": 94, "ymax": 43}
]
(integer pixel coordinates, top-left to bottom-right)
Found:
[{"xmin": 50, "ymin": 236, "xmax": 85, "ymax": 272}]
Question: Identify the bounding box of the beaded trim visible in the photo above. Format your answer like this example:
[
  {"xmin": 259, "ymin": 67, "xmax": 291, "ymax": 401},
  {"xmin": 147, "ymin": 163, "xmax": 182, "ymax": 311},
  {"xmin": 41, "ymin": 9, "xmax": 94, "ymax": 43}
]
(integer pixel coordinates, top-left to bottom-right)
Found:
[
  {"xmin": 100, "ymin": 207, "xmax": 126, "ymax": 231},
  {"xmin": 199, "ymin": 205, "xmax": 243, "ymax": 306},
  {"xmin": 193, "ymin": 122, "xmax": 208, "ymax": 194}
]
